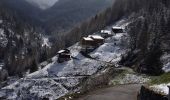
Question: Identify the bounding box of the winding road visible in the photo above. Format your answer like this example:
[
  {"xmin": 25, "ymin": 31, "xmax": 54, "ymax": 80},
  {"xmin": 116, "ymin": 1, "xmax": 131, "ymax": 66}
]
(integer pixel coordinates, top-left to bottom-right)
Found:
[{"xmin": 77, "ymin": 84, "xmax": 141, "ymax": 100}]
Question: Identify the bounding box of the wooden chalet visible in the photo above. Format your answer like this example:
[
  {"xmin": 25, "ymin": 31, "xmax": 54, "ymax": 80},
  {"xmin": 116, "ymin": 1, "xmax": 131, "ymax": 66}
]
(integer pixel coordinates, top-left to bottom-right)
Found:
[
  {"xmin": 112, "ymin": 27, "xmax": 124, "ymax": 34},
  {"xmin": 57, "ymin": 49, "xmax": 71, "ymax": 63},
  {"xmin": 81, "ymin": 37, "xmax": 95, "ymax": 52},
  {"xmin": 89, "ymin": 35, "xmax": 104, "ymax": 46},
  {"xmin": 81, "ymin": 35, "xmax": 104, "ymax": 53},
  {"xmin": 100, "ymin": 30, "xmax": 113, "ymax": 38}
]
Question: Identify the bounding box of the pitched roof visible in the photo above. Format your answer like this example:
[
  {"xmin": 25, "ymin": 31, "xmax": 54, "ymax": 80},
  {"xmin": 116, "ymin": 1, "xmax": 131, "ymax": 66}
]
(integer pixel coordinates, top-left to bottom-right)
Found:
[
  {"xmin": 90, "ymin": 35, "xmax": 104, "ymax": 40},
  {"xmin": 101, "ymin": 30, "xmax": 112, "ymax": 34},
  {"xmin": 112, "ymin": 26, "xmax": 124, "ymax": 29},
  {"xmin": 58, "ymin": 50, "xmax": 65, "ymax": 54},
  {"xmin": 83, "ymin": 37, "xmax": 94, "ymax": 41}
]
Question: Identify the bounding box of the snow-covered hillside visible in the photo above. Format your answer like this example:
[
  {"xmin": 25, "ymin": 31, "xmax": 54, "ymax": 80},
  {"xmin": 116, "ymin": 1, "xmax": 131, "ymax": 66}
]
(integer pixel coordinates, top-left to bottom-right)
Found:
[
  {"xmin": 150, "ymin": 83, "xmax": 170, "ymax": 95},
  {"xmin": 0, "ymin": 20, "xmax": 130, "ymax": 99},
  {"xmin": 161, "ymin": 54, "xmax": 170, "ymax": 72}
]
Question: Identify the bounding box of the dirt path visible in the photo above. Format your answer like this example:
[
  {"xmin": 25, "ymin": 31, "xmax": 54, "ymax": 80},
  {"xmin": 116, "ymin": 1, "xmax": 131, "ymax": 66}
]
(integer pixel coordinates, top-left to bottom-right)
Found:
[{"xmin": 76, "ymin": 84, "xmax": 141, "ymax": 100}]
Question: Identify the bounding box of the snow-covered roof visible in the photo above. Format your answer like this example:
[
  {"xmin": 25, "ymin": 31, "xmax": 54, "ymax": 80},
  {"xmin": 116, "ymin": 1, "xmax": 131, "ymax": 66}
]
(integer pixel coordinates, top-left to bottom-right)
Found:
[
  {"xmin": 101, "ymin": 30, "xmax": 112, "ymax": 34},
  {"xmin": 112, "ymin": 26, "xmax": 124, "ymax": 29},
  {"xmin": 58, "ymin": 50, "xmax": 66, "ymax": 54},
  {"xmin": 57, "ymin": 49, "xmax": 70, "ymax": 54},
  {"xmin": 90, "ymin": 35, "xmax": 104, "ymax": 40},
  {"xmin": 83, "ymin": 37, "xmax": 94, "ymax": 41}
]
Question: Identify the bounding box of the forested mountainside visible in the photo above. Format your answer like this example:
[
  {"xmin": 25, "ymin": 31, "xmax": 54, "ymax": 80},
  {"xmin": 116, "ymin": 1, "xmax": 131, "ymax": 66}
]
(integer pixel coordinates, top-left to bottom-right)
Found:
[
  {"xmin": 118, "ymin": 0, "xmax": 170, "ymax": 75},
  {"xmin": 41, "ymin": 0, "xmax": 113, "ymax": 33},
  {"xmin": 0, "ymin": 0, "xmax": 169, "ymax": 78},
  {"xmin": 56, "ymin": 0, "xmax": 170, "ymax": 75},
  {"xmin": 1, "ymin": 0, "xmax": 113, "ymax": 34},
  {"xmin": 0, "ymin": 0, "xmax": 170, "ymax": 99},
  {"xmin": 0, "ymin": 3, "xmax": 46, "ymax": 77},
  {"xmin": 0, "ymin": 0, "xmax": 113, "ymax": 77}
]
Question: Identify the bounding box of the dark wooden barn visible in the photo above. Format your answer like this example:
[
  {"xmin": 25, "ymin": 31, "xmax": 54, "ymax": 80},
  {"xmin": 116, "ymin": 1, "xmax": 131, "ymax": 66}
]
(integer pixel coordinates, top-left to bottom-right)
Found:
[
  {"xmin": 57, "ymin": 49, "xmax": 71, "ymax": 63},
  {"xmin": 100, "ymin": 30, "xmax": 113, "ymax": 38},
  {"xmin": 112, "ymin": 27, "xmax": 124, "ymax": 34},
  {"xmin": 81, "ymin": 37, "xmax": 95, "ymax": 53},
  {"xmin": 90, "ymin": 35, "xmax": 104, "ymax": 46}
]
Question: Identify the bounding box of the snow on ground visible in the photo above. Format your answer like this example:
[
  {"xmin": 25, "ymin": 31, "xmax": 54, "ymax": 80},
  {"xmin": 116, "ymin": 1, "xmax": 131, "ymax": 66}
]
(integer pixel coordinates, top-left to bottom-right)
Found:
[
  {"xmin": 90, "ymin": 33, "xmax": 129, "ymax": 65},
  {"xmin": 1, "ymin": 78, "xmax": 69, "ymax": 99},
  {"xmin": 0, "ymin": 20, "xmax": 131, "ymax": 99},
  {"xmin": 113, "ymin": 74, "xmax": 149, "ymax": 84},
  {"xmin": 150, "ymin": 83, "xmax": 170, "ymax": 95},
  {"xmin": 161, "ymin": 53, "xmax": 170, "ymax": 72},
  {"xmin": 42, "ymin": 36, "xmax": 52, "ymax": 48},
  {"xmin": 0, "ymin": 28, "xmax": 8, "ymax": 47},
  {"xmin": 110, "ymin": 67, "xmax": 149, "ymax": 85}
]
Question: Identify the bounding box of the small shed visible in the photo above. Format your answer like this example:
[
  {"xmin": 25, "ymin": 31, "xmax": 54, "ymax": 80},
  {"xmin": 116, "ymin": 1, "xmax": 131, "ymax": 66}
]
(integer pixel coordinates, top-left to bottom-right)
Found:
[
  {"xmin": 112, "ymin": 27, "xmax": 124, "ymax": 34},
  {"xmin": 57, "ymin": 49, "xmax": 71, "ymax": 63},
  {"xmin": 90, "ymin": 35, "xmax": 104, "ymax": 46},
  {"xmin": 100, "ymin": 30, "xmax": 113, "ymax": 38}
]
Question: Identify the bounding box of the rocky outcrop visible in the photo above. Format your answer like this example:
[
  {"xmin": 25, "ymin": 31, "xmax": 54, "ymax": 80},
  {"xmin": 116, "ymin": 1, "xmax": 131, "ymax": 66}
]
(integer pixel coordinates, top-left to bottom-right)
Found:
[{"xmin": 138, "ymin": 85, "xmax": 168, "ymax": 100}]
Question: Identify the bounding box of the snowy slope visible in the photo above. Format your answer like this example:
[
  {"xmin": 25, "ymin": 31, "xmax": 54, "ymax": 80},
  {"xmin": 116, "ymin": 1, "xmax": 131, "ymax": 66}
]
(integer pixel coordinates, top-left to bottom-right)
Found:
[
  {"xmin": 161, "ymin": 54, "xmax": 170, "ymax": 72},
  {"xmin": 0, "ymin": 20, "xmax": 130, "ymax": 99},
  {"xmin": 150, "ymin": 83, "xmax": 170, "ymax": 95},
  {"xmin": 0, "ymin": 28, "xmax": 8, "ymax": 48}
]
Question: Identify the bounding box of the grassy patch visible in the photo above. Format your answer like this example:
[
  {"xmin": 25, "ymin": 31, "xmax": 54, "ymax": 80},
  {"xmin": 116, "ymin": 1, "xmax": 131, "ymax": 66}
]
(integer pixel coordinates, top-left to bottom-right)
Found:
[{"xmin": 150, "ymin": 72, "xmax": 170, "ymax": 85}]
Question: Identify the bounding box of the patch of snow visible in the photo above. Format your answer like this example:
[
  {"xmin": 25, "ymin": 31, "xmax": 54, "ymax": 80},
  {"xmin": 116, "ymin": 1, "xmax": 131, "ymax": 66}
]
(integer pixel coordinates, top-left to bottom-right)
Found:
[
  {"xmin": 58, "ymin": 50, "xmax": 66, "ymax": 54},
  {"xmin": 110, "ymin": 73, "xmax": 149, "ymax": 85},
  {"xmin": 112, "ymin": 26, "xmax": 124, "ymax": 29},
  {"xmin": 150, "ymin": 83, "xmax": 170, "ymax": 95},
  {"xmin": 90, "ymin": 33, "xmax": 129, "ymax": 64},
  {"xmin": 101, "ymin": 30, "xmax": 112, "ymax": 34},
  {"xmin": 0, "ymin": 62, "xmax": 4, "ymax": 70},
  {"xmin": 0, "ymin": 28, "xmax": 8, "ymax": 47},
  {"xmin": 42, "ymin": 36, "xmax": 52, "ymax": 48},
  {"xmin": 83, "ymin": 37, "xmax": 94, "ymax": 41},
  {"xmin": 0, "ymin": 29, "xmax": 5, "ymax": 37},
  {"xmin": 1, "ymin": 78, "xmax": 68, "ymax": 99},
  {"xmin": 161, "ymin": 53, "xmax": 170, "ymax": 72},
  {"xmin": 89, "ymin": 35, "xmax": 104, "ymax": 40}
]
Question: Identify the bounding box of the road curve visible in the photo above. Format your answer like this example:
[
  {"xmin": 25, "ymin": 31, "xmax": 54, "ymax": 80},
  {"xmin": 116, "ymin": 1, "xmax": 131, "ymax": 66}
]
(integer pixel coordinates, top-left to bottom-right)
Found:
[{"xmin": 76, "ymin": 84, "xmax": 141, "ymax": 100}]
